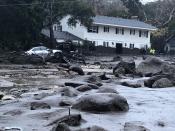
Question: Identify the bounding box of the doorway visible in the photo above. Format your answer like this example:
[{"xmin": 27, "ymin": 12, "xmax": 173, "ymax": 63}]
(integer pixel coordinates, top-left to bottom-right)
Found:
[{"xmin": 116, "ymin": 43, "xmax": 123, "ymax": 54}]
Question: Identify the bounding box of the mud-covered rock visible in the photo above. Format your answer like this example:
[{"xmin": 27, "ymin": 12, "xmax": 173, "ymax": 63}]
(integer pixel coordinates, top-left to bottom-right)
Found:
[
  {"xmin": 76, "ymin": 85, "xmax": 92, "ymax": 92},
  {"xmin": 152, "ymin": 78, "xmax": 173, "ymax": 88},
  {"xmin": 121, "ymin": 82, "xmax": 142, "ymax": 88},
  {"xmin": 69, "ymin": 65, "xmax": 84, "ymax": 75},
  {"xmin": 98, "ymin": 73, "xmax": 110, "ymax": 80},
  {"xmin": 76, "ymin": 126, "xmax": 108, "ymax": 131},
  {"xmin": 124, "ymin": 122, "xmax": 150, "ymax": 131},
  {"xmin": 60, "ymin": 87, "xmax": 80, "ymax": 97},
  {"xmin": 97, "ymin": 87, "xmax": 119, "ymax": 94},
  {"xmin": 51, "ymin": 123, "xmax": 70, "ymax": 131},
  {"xmin": 65, "ymin": 82, "xmax": 83, "ymax": 88},
  {"xmin": 30, "ymin": 102, "xmax": 51, "ymax": 110},
  {"xmin": 137, "ymin": 56, "xmax": 164, "ymax": 76},
  {"xmin": 113, "ymin": 60, "xmax": 136, "ymax": 76},
  {"xmin": 85, "ymin": 75, "xmax": 103, "ymax": 86},
  {"xmin": 72, "ymin": 93, "xmax": 129, "ymax": 112}
]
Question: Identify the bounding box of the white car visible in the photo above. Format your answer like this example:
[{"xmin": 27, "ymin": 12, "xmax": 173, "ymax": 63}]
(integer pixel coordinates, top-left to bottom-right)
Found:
[{"xmin": 25, "ymin": 46, "xmax": 62, "ymax": 58}]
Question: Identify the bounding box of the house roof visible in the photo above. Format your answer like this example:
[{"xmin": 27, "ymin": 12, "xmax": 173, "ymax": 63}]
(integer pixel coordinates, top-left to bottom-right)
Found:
[
  {"xmin": 93, "ymin": 16, "xmax": 157, "ymax": 31},
  {"xmin": 41, "ymin": 29, "xmax": 83, "ymax": 41}
]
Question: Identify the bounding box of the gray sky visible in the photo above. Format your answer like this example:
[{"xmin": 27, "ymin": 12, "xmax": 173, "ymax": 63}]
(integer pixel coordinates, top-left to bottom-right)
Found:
[{"xmin": 141, "ymin": 0, "xmax": 157, "ymax": 4}]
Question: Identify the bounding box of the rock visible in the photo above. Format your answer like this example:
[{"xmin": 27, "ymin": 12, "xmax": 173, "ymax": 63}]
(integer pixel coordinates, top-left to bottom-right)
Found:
[
  {"xmin": 152, "ymin": 78, "xmax": 173, "ymax": 88},
  {"xmin": 94, "ymin": 61, "xmax": 101, "ymax": 65},
  {"xmin": 0, "ymin": 92, "xmax": 4, "ymax": 100},
  {"xmin": 30, "ymin": 102, "xmax": 51, "ymax": 110},
  {"xmin": 85, "ymin": 75, "xmax": 103, "ymax": 86},
  {"xmin": 59, "ymin": 100, "xmax": 73, "ymax": 107},
  {"xmin": 98, "ymin": 73, "xmax": 110, "ymax": 80},
  {"xmin": 124, "ymin": 122, "xmax": 150, "ymax": 131},
  {"xmin": 113, "ymin": 60, "xmax": 136, "ymax": 76},
  {"xmin": 72, "ymin": 93, "xmax": 129, "ymax": 112},
  {"xmin": 51, "ymin": 123, "xmax": 70, "ymax": 131},
  {"xmin": 137, "ymin": 56, "xmax": 164, "ymax": 76},
  {"xmin": 144, "ymin": 74, "xmax": 172, "ymax": 88},
  {"xmin": 121, "ymin": 82, "xmax": 142, "ymax": 88},
  {"xmin": 60, "ymin": 87, "xmax": 80, "ymax": 97},
  {"xmin": 2, "ymin": 95, "xmax": 15, "ymax": 101},
  {"xmin": 87, "ymin": 84, "xmax": 99, "ymax": 89},
  {"xmin": 97, "ymin": 87, "xmax": 119, "ymax": 94},
  {"xmin": 48, "ymin": 114, "xmax": 82, "ymax": 127},
  {"xmin": 65, "ymin": 82, "xmax": 83, "ymax": 88},
  {"xmin": 113, "ymin": 67, "xmax": 125, "ymax": 77},
  {"xmin": 157, "ymin": 121, "xmax": 165, "ymax": 127},
  {"xmin": 76, "ymin": 126, "xmax": 108, "ymax": 131},
  {"xmin": 33, "ymin": 92, "xmax": 49, "ymax": 100},
  {"xmin": 112, "ymin": 56, "xmax": 122, "ymax": 62},
  {"xmin": 69, "ymin": 65, "xmax": 84, "ymax": 75},
  {"xmin": 76, "ymin": 85, "xmax": 92, "ymax": 92}
]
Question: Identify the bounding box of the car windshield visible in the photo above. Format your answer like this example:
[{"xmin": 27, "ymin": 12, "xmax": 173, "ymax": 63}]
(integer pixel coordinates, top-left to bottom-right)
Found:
[
  {"xmin": 40, "ymin": 46, "xmax": 48, "ymax": 50},
  {"xmin": 31, "ymin": 47, "xmax": 40, "ymax": 51}
]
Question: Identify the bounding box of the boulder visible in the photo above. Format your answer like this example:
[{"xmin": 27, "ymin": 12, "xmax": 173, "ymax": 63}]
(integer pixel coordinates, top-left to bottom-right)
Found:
[
  {"xmin": 65, "ymin": 82, "xmax": 83, "ymax": 88},
  {"xmin": 72, "ymin": 93, "xmax": 129, "ymax": 112},
  {"xmin": 98, "ymin": 73, "xmax": 110, "ymax": 80},
  {"xmin": 97, "ymin": 87, "xmax": 119, "ymax": 94},
  {"xmin": 30, "ymin": 102, "xmax": 51, "ymax": 110},
  {"xmin": 76, "ymin": 126, "xmax": 108, "ymax": 131},
  {"xmin": 121, "ymin": 82, "xmax": 142, "ymax": 88},
  {"xmin": 48, "ymin": 114, "xmax": 82, "ymax": 127},
  {"xmin": 85, "ymin": 75, "xmax": 103, "ymax": 86},
  {"xmin": 87, "ymin": 84, "xmax": 99, "ymax": 89},
  {"xmin": 60, "ymin": 87, "xmax": 80, "ymax": 97},
  {"xmin": 113, "ymin": 67, "xmax": 125, "ymax": 77},
  {"xmin": 0, "ymin": 92, "xmax": 4, "ymax": 100},
  {"xmin": 112, "ymin": 56, "xmax": 122, "ymax": 62},
  {"xmin": 51, "ymin": 123, "xmax": 70, "ymax": 131},
  {"xmin": 144, "ymin": 74, "xmax": 173, "ymax": 88},
  {"xmin": 152, "ymin": 78, "xmax": 173, "ymax": 88},
  {"xmin": 113, "ymin": 60, "xmax": 136, "ymax": 76},
  {"xmin": 59, "ymin": 100, "xmax": 73, "ymax": 107},
  {"xmin": 69, "ymin": 65, "xmax": 84, "ymax": 75},
  {"xmin": 76, "ymin": 85, "xmax": 92, "ymax": 92},
  {"xmin": 2, "ymin": 95, "xmax": 15, "ymax": 101},
  {"xmin": 124, "ymin": 122, "xmax": 150, "ymax": 131},
  {"xmin": 137, "ymin": 56, "xmax": 164, "ymax": 76}
]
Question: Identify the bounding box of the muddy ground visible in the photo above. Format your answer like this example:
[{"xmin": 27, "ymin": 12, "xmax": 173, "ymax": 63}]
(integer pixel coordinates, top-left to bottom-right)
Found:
[{"xmin": 0, "ymin": 56, "xmax": 175, "ymax": 131}]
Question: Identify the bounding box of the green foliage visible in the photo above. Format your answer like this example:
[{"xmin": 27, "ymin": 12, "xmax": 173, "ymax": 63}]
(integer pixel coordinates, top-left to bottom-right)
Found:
[
  {"xmin": 107, "ymin": 10, "xmax": 129, "ymax": 18},
  {"xmin": 0, "ymin": 0, "xmax": 94, "ymax": 51}
]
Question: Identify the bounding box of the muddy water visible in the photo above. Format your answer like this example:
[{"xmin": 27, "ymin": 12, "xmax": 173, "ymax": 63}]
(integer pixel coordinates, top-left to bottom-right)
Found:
[{"xmin": 0, "ymin": 62, "xmax": 174, "ymax": 131}]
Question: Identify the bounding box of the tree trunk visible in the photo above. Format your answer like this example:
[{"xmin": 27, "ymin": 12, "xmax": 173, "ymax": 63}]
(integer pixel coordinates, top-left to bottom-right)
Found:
[{"xmin": 49, "ymin": 24, "xmax": 55, "ymax": 49}]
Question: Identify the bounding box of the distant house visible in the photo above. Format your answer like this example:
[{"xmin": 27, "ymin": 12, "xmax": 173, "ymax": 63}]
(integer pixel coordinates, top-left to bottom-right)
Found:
[
  {"xmin": 59, "ymin": 15, "xmax": 156, "ymax": 50},
  {"xmin": 164, "ymin": 35, "xmax": 175, "ymax": 54}
]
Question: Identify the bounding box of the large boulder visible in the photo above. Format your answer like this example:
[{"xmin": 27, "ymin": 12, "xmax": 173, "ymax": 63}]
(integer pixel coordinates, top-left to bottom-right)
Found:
[
  {"xmin": 121, "ymin": 81, "xmax": 142, "ymax": 88},
  {"xmin": 85, "ymin": 75, "xmax": 103, "ymax": 86},
  {"xmin": 72, "ymin": 93, "xmax": 129, "ymax": 112},
  {"xmin": 113, "ymin": 60, "xmax": 136, "ymax": 76},
  {"xmin": 152, "ymin": 78, "xmax": 173, "ymax": 88},
  {"xmin": 137, "ymin": 56, "xmax": 164, "ymax": 76},
  {"xmin": 76, "ymin": 85, "xmax": 92, "ymax": 92}
]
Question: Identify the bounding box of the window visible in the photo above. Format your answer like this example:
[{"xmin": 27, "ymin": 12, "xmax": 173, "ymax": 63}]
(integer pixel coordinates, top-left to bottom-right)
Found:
[
  {"xmin": 139, "ymin": 30, "xmax": 148, "ymax": 38},
  {"xmin": 130, "ymin": 29, "xmax": 135, "ymax": 35},
  {"xmin": 116, "ymin": 28, "xmax": 124, "ymax": 35},
  {"xmin": 130, "ymin": 44, "xmax": 134, "ymax": 49},
  {"xmin": 103, "ymin": 42, "xmax": 109, "ymax": 47},
  {"xmin": 53, "ymin": 25, "xmax": 57, "ymax": 31},
  {"xmin": 88, "ymin": 26, "xmax": 99, "ymax": 33},
  {"xmin": 57, "ymin": 26, "xmax": 62, "ymax": 32},
  {"xmin": 104, "ymin": 26, "xmax": 109, "ymax": 32}
]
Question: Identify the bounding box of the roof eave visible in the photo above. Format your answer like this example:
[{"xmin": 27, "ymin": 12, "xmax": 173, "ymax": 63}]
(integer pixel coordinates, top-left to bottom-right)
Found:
[{"xmin": 93, "ymin": 22, "xmax": 157, "ymax": 31}]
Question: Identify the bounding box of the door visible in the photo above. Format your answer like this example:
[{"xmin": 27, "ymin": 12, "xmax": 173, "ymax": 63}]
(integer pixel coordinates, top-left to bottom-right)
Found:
[{"xmin": 116, "ymin": 43, "xmax": 123, "ymax": 54}]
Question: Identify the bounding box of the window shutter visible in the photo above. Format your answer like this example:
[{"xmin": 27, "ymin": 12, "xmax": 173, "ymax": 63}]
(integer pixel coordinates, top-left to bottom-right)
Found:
[
  {"xmin": 116, "ymin": 28, "xmax": 118, "ymax": 34},
  {"xmin": 122, "ymin": 28, "xmax": 124, "ymax": 35},
  {"xmin": 139, "ymin": 30, "xmax": 142, "ymax": 37}
]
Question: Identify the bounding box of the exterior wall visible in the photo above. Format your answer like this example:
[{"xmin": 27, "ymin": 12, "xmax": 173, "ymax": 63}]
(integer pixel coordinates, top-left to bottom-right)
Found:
[
  {"xmin": 84, "ymin": 25, "xmax": 151, "ymax": 49},
  {"xmin": 60, "ymin": 16, "xmax": 152, "ymax": 49}
]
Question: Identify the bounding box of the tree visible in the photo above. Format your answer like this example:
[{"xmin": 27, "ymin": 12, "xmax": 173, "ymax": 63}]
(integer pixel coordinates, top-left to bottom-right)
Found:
[{"xmin": 0, "ymin": 0, "xmax": 94, "ymax": 50}]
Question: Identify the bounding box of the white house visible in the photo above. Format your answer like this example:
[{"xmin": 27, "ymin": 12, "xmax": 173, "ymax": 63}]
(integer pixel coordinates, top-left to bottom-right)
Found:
[{"xmin": 59, "ymin": 15, "xmax": 157, "ymax": 49}]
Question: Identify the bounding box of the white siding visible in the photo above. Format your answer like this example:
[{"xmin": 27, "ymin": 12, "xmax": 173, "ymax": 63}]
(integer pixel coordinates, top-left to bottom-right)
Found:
[{"xmin": 60, "ymin": 17, "xmax": 152, "ymax": 49}]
